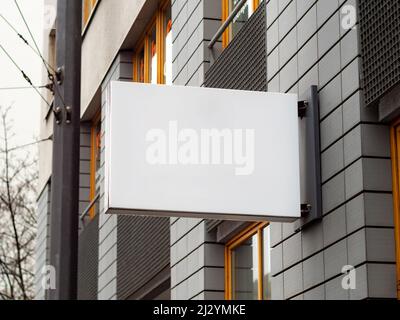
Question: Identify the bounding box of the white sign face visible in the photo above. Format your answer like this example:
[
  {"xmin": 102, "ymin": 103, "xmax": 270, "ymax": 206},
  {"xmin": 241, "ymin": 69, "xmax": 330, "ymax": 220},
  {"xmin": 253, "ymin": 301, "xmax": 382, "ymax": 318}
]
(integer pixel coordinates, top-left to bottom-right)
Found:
[{"xmin": 105, "ymin": 81, "xmax": 300, "ymax": 221}]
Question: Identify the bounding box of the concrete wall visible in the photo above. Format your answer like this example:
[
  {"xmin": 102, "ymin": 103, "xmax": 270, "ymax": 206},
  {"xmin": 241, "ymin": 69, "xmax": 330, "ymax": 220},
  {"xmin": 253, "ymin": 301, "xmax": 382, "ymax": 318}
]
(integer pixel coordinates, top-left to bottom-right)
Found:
[
  {"xmin": 170, "ymin": 0, "xmax": 226, "ymax": 300},
  {"xmin": 38, "ymin": 0, "xmax": 56, "ymax": 195},
  {"xmin": 81, "ymin": 0, "xmax": 146, "ymax": 118},
  {"xmin": 266, "ymin": 0, "xmax": 396, "ymax": 299}
]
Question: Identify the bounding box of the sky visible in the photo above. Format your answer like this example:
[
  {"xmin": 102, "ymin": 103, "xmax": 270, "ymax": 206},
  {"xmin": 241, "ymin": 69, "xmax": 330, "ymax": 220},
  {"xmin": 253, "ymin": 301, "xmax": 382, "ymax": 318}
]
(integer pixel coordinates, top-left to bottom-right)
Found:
[{"xmin": 0, "ymin": 0, "xmax": 45, "ymax": 153}]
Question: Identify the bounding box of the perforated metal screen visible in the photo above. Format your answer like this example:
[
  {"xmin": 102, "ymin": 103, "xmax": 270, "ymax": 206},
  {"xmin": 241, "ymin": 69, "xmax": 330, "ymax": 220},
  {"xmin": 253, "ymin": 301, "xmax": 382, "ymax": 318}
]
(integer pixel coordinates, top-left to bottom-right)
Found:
[
  {"xmin": 117, "ymin": 216, "xmax": 170, "ymax": 300},
  {"xmin": 359, "ymin": 0, "xmax": 400, "ymax": 106},
  {"xmin": 78, "ymin": 215, "xmax": 99, "ymax": 300},
  {"xmin": 205, "ymin": 1, "xmax": 267, "ymax": 91}
]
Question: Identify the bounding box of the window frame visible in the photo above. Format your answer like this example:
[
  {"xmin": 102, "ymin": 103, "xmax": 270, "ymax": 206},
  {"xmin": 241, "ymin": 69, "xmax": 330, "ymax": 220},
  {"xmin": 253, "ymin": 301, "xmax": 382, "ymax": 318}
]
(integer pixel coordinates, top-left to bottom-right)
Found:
[
  {"xmin": 225, "ymin": 221, "xmax": 269, "ymax": 300},
  {"xmin": 389, "ymin": 119, "xmax": 400, "ymax": 299},
  {"xmin": 133, "ymin": 0, "xmax": 171, "ymax": 85},
  {"xmin": 222, "ymin": 0, "xmax": 260, "ymax": 48},
  {"xmin": 83, "ymin": 0, "xmax": 99, "ymax": 28},
  {"xmin": 89, "ymin": 111, "xmax": 101, "ymax": 220}
]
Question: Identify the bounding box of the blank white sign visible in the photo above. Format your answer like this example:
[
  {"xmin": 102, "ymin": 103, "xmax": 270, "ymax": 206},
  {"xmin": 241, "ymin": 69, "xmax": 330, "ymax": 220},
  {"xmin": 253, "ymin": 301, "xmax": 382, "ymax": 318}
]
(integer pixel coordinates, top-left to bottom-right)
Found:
[{"xmin": 105, "ymin": 81, "xmax": 300, "ymax": 221}]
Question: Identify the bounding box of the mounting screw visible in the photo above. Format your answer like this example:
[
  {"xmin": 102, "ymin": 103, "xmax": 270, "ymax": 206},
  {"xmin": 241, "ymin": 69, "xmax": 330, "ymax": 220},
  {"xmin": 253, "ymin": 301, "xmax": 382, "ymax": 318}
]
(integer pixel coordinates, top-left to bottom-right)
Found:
[
  {"xmin": 65, "ymin": 106, "xmax": 72, "ymax": 124},
  {"xmin": 54, "ymin": 106, "xmax": 62, "ymax": 124},
  {"xmin": 56, "ymin": 66, "xmax": 64, "ymax": 85}
]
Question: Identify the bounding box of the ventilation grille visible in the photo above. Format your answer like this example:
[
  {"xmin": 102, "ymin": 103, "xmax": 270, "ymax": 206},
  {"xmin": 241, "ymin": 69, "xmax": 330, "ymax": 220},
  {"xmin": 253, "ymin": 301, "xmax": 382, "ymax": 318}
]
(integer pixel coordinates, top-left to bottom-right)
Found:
[
  {"xmin": 78, "ymin": 215, "xmax": 99, "ymax": 300},
  {"xmin": 117, "ymin": 216, "xmax": 170, "ymax": 300},
  {"xmin": 359, "ymin": 0, "xmax": 400, "ymax": 106},
  {"xmin": 205, "ymin": 1, "xmax": 267, "ymax": 91}
]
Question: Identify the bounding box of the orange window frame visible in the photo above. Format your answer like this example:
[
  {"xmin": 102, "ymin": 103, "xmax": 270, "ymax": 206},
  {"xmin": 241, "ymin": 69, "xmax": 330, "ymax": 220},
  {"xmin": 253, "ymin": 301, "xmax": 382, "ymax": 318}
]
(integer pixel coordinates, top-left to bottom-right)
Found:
[
  {"xmin": 222, "ymin": 0, "xmax": 260, "ymax": 48},
  {"xmin": 133, "ymin": 0, "xmax": 171, "ymax": 85},
  {"xmin": 89, "ymin": 112, "xmax": 101, "ymax": 219},
  {"xmin": 83, "ymin": 0, "xmax": 98, "ymax": 26},
  {"xmin": 225, "ymin": 221, "xmax": 268, "ymax": 300},
  {"xmin": 389, "ymin": 119, "xmax": 400, "ymax": 299}
]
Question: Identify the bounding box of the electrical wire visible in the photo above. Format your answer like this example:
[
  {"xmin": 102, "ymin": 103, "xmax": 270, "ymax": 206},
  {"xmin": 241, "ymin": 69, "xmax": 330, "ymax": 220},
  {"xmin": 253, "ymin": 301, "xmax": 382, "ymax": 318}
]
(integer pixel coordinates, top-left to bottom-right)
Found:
[
  {"xmin": 0, "ymin": 85, "xmax": 48, "ymax": 91},
  {"xmin": 2, "ymin": 138, "xmax": 52, "ymax": 153},
  {"xmin": 13, "ymin": 0, "xmax": 67, "ymax": 109},
  {"xmin": 13, "ymin": 0, "xmax": 56, "ymax": 79},
  {"xmin": 0, "ymin": 13, "xmax": 56, "ymax": 74},
  {"xmin": 0, "ymin": 44, "xmax": 52, "ymax": 108}
]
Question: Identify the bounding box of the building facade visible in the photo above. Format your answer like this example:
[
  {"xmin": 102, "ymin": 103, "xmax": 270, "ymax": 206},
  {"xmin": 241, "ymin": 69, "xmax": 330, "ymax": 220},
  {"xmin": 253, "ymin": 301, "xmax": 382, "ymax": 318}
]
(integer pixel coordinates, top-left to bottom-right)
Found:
[{"xmin": 36, "ymin": 0, "xmax": 400, "ymax": 300}]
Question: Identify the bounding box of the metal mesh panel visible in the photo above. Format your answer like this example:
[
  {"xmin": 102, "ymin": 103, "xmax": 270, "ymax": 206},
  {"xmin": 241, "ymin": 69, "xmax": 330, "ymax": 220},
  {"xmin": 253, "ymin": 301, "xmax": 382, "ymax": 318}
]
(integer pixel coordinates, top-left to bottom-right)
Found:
[
  {"xmin": 78, "ymin": 215, "xmax": 99, "ymax": 300},
  {"xmin": 205, "ymin": 1, "xmax": 267, "ymax": 91},
  {"xmin": 359, "ymin": 0, "xmax": 400, "ymax": 106},
  {"xmin": 117, "ymin": 216, "xmax": 170, "ymax": 300}
]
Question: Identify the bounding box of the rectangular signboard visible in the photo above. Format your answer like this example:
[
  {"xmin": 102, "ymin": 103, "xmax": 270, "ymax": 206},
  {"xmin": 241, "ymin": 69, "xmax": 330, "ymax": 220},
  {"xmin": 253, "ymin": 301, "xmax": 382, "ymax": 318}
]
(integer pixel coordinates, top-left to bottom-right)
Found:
[{"xmin": 105, "ymin": 81, "xmax": 300, "ymax": 221}]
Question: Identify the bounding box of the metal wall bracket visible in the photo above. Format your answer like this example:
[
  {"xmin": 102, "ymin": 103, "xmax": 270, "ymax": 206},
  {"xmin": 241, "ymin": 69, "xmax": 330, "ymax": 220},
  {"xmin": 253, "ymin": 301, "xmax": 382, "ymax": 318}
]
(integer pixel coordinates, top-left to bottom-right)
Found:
[
  {"xmin": 295, "ymin": 86, "xmax": 322, "ymax": 232},
  {"xmin": 298, "ymin": 100, "xmax": 308, "ymax": 119}
]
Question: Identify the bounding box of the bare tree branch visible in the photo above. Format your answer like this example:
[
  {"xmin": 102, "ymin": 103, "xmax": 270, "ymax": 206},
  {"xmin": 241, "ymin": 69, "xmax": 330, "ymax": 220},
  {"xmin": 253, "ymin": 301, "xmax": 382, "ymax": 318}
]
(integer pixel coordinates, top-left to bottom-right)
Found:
[{"xmin": 0, "ymin": 106, "xmax": 37, "ymax": 300}]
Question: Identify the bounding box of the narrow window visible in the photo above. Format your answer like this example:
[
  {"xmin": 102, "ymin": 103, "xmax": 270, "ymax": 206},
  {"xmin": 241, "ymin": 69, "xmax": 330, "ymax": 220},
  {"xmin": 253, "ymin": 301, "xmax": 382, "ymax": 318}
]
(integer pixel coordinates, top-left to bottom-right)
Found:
[
  {"xmin": 89, "ymin": 113, "xmax": 101, "ymax": 219},
  {"xmin": 133, "ymin": 41, "xmax": 146, "ymax": 83},
  {"xmin": 225, "ymin": 222, "xmax": 272, "ymax": 300},
  {"xmin": 148, "ymin": 23, "xmax": 158, "ymax": 84},
  {"xmin": 162, "ymin": 3, "xmax": 173, "ymax": 85},
  {"xmin": 83, "ymin": 0, "xmax": 98, "ymax": 27},
  {"xmin": 222, "ymin": 0, "xmax": 260, "ymax": 47},
  {"xmin": 133, "ymin": 0, "xmax": 172, "ymax": 85},
  {"xmin": 390, "ymin": 120, "xmax": 400, "ymax": 299}
]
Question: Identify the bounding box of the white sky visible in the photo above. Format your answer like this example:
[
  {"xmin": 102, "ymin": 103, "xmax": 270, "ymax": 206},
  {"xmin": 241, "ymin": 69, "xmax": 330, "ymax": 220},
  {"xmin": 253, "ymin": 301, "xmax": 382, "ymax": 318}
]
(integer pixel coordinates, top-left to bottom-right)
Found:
[{"xmin": 0, "ymin": 0, "xmax": 44, "ymax": 151}]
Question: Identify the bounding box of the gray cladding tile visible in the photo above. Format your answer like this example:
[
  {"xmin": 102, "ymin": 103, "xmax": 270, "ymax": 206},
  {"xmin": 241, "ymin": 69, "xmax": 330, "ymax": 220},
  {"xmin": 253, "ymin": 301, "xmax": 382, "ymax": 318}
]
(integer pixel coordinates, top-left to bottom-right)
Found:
[
  {"xmin": 317, "ymin": 12, "xmax": 340, "ymax": 57},
  {"xmin": 367, "ymin": 264, "xmax": 397, "ymax": 299},
  {"xmin": 283, "ymin": 263, "xmax": 303, "ymax": 299},
  {"xmin": 347, "ymin": 228, "xmax": 366, "ymax": 266},
  {"xmin": 302, "ymin": 220, "xmax": 323, "ymax": 258},
  {"xmin": 303, "ymin": 252, "xmax": 324, "ymax": 290},
  {"xmin": 323, "ymin": 206, "xmax": 346, "ymax": 246},
  {"xmin": 324, "ymin": 239, "xmax": 348, "ymax": 279},
  {"xmin": 365, "ymin": 228, "xmax": 396, "ymax": 262},
  {"xmin": 322, "ymin": 172, "xmax": 345, "ymax": 214},
  {"xmin": 283, "ymin": 231, "xmax": 302, "ymax": 269},
  {"xmin": 321, "ymin": 138, "xmax": 344, "ymax": 183}
]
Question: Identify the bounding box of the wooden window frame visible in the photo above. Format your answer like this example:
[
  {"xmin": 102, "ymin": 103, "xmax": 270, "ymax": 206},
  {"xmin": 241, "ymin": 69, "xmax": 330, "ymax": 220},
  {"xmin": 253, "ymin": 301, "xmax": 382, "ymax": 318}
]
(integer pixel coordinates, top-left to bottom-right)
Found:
[
  {"xmin": 390, "ymin": 118, "xmax": 400, "ymax": 299},
  {"xmin": 222, "ymin": 0, "xmax": 260, "ymax": 48},
  {"xmin": 83, "ymin": 0, "xmax": 99, "ymax": 27},
  {"xmin": 225, "ymin": 221, "xmax": 268, "ymax": 300},
  {"xmin": 133, "ymin": 0, "xmax": 171, "ymax": 85},
  {"xmin": 89, "ymin": 112, "xmax": 101, "ymax": 220}
]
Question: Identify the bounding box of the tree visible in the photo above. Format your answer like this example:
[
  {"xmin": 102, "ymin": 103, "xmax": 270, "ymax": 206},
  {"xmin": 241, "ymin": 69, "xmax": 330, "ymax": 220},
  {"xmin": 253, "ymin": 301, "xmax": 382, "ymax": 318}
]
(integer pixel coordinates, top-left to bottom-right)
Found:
[{"xmin": 0, "ymin": 106, "xmax": 37, "ymax": 300}]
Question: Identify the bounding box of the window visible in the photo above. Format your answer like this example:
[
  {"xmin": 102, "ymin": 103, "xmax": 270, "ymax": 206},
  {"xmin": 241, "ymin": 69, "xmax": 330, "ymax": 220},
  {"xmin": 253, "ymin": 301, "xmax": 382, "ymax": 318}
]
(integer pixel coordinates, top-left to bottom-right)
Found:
[
  {"xmin": 83, "ymin": 0, "xmax": 99, "ymax": 27},
  {"xmin": 225, "ymin": 222, "xmax": 272, "ymax": 300},
  {"xmin": 222, "ymin": 0, "xmax": 260, "ymax": 48},
  {"xmin": 133, "ymin": 0, "xmax": 172, "ymax": 85},
  {"xmin": 89, "ymin": 113, "xmax": 101, "ymax": 219},
  {"xmin": 389, "ymin": 120, "xmax": 400, "ymax": 299},
  {"xmin": 163, "ymin": 3, "xmax": 173, "ymax": 85}
]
